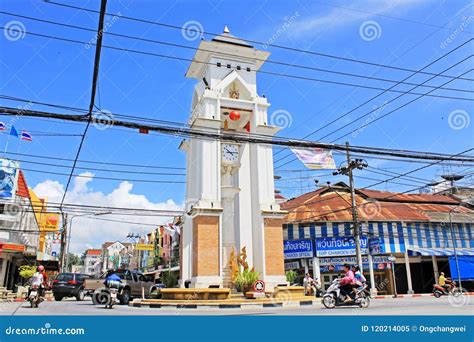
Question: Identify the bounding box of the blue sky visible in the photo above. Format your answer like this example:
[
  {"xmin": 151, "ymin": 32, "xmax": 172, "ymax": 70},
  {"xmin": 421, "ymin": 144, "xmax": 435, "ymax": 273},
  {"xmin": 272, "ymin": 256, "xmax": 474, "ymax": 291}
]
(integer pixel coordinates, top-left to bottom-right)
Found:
[{"xmin": 0, "ymin": 0, "xmax": 473, "ymax": 250}]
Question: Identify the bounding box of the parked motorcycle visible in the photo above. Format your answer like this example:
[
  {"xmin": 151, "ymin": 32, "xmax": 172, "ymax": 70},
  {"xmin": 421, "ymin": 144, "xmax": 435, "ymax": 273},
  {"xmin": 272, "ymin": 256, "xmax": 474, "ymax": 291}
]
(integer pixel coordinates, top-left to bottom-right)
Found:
[
  {"xmin": 311, "ymin": 280, "xmax": 324, "ymax": 298},
  {"xmin": 433, "ymin": 281, "xmax": 461, "ymax": 298},
  {"xmin": 28, "ymin": 285, "xmax": 42, "ymax": 308},
  {"xmin": 322, "ymin": 278, "xmax": 370, "ymax": 309}
]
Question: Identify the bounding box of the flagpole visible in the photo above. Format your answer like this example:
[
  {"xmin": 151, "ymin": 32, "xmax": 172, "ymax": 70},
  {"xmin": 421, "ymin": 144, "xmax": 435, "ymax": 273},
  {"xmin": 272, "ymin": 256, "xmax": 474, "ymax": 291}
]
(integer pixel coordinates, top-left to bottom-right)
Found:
[{"xmin": 4, "ymin": 130, "xmax": 11, "ymax": 154}]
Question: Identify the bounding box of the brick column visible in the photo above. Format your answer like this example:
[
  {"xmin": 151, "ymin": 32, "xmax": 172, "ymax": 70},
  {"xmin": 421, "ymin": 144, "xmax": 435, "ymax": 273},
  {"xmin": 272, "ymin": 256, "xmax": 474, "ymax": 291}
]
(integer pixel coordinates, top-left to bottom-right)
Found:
[
  {"xmin": 264, "ymin": 218, "xmax": 285, "ymax": 276},
  {"xmin": 192, "ymin": 216, "xmax": 220, "ymax": 277}
]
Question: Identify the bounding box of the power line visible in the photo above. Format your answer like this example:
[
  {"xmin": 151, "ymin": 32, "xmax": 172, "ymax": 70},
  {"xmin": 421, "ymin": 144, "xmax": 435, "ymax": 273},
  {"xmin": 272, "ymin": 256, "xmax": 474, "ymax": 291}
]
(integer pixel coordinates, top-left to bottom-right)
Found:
[
  {"xmin": 275, "ymin": 56, "xmax": 474, "ymax": 168},
  {"xmin": 274, "ymin": 8, "xmax": 474, "ymax": 156},
  {"xmin": 365, "ymin": 167, "xmax": 433, "ymax": 185},
  {"xmin": 2, "ymin": 105, "xmax": 474, "ymax": 163},
  {"xmin": 0, "ymin": 148, "xmax": 185, "ymax": 170},
  {"xmin": 274, "ymin": 37, "xmax": 473, "ymax": 166},
  {"xmin": 58, "ymin": 0, "xmax": 108, "ymax": 210},
  {"xmin": 3, "ymin": 94, "xmax": 474, "ymax": 162},
  {"xmin": 330, "ymin": 66, "xmax": 474, "ymax": 142},
  {"xmin": 43, "ymin": 0, "xmax": 474, "ymax": 82},
  {"xmin": 3, "ymin": 27, "xmax": 474, "ymax": 101},
  {"xmin": 21, "ymin": 166, "xmax": 185, "ymax": 183},
  {"xmin": 2, "ymin": 11, "xmax": 473, "ymax": 96},
  {"xmin": 2, "ymin": 154, "xmax": 186, "ymax": 176},
  {"xmin": 27, "ymin": 201, "xmax": 183, "ymax": 214},
  {"xmin": 284, "ymin": 147, "xmax": 474, "ymax": 221}
]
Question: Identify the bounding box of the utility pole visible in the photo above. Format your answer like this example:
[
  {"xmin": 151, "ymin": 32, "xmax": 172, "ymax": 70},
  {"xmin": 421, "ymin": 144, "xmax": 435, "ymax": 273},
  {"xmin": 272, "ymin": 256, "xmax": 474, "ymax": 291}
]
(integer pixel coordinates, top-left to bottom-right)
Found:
[
  {"xmin": 60, "ymin": 212, "xmax": 68, "ymax": 272},
  {"xmin": 345, "ymin": 142, "xmax": 363, "ymax": 270},
  {"xmin": 448, "ymin": 209, "xmax": 463, "ymax": 291},
  {"xmin": 333, "ymin": 142, "xmax": 368, "ymax": 270}
]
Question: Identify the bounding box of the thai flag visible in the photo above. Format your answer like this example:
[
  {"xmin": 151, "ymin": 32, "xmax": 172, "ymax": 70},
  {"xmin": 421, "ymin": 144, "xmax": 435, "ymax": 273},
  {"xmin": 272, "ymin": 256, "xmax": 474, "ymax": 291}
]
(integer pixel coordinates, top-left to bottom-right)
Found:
[
  {"xmin": 0, "ymin": 122, "xmax": 5, "ymax": 131},
  {"xmin": 21, "ymin": 131, "xmax": 32, "ymax": 141}
]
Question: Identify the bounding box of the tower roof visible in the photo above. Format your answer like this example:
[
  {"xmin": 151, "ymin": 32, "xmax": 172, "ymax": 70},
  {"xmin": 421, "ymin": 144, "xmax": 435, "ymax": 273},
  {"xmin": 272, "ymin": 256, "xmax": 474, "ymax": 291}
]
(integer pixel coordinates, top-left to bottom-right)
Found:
[
  {"xmin": 185, "ymin": 26, "xmax": 270, "ymax": 79},
  {"xmin": 211, "ymin": 26, "xmax": 253, "ymax": 48}
]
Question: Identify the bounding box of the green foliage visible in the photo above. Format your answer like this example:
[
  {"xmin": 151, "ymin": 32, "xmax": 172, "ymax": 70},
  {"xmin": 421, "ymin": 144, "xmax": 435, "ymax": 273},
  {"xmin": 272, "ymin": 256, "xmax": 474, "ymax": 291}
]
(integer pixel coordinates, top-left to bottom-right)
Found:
[
  {"xmin": 286, "ymin": 270, "xmax": 297, "ymax": 284},
  {"xmin": 19, "ymin": 265, "xmax": 37, "ymax": 279},
  {"xmin": 68, "ymin": 253, "xmax": 84, "ymax": 266},
  {"xmin": 161, "ymin": 271, "xmax": 178, "ymax": 288},
  {"xmin": 234, "ymin": 269, "xmax": 260, "ymax": 293}
]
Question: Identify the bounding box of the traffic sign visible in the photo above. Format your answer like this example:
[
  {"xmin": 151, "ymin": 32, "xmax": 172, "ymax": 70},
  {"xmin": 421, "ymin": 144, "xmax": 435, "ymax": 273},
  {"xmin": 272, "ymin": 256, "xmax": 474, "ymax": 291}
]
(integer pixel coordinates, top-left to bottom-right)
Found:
[{"xmin": 253, "ymin": 280, "xmax": 265, "ymax": 293}]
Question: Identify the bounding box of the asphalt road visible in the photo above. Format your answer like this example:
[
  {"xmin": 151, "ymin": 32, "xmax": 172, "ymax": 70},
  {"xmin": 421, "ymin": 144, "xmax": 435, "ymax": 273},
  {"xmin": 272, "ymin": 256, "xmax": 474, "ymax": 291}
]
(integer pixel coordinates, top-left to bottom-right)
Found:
[{"xmin": 0, "ymin": 296, "xmax": 472, "ymax": 316}]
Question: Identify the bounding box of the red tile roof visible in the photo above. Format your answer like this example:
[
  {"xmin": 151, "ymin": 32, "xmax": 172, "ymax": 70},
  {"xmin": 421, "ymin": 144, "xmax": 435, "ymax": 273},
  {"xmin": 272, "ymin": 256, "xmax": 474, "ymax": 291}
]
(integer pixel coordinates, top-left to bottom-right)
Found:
[
  {"xmin": 282, "ymin": 185, "xmax": 473, "ymax": 223},
  {"xmin": 85, "ymin": 249, "xmax": 102, "ymax": 255}
]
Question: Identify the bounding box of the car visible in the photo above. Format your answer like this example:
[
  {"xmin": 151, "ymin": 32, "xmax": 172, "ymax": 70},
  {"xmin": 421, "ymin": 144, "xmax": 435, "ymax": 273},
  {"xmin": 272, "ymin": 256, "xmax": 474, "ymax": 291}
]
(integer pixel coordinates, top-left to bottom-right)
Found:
[
  {"xmin": 84, "ymin": 269, "xmax": 156, "ymax": 305},
  {"xmin": 52, "ymin": 273, "xmax": 91, "ymax": 301}
]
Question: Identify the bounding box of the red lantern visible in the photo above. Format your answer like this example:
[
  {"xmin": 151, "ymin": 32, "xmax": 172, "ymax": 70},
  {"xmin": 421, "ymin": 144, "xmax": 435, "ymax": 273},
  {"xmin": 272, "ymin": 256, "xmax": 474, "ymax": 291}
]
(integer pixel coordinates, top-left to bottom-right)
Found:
[{"xmin": 229, "ymin": 111, "xmax": 240, "ymax": 121}]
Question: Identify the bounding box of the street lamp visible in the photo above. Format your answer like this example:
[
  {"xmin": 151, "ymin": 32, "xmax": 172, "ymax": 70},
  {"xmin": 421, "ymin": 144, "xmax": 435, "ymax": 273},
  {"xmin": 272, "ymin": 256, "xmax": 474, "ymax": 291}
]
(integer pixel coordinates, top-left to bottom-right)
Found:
[{"xmin": 64, "ymin": 211, "xmax": 112, "ymax": 272}]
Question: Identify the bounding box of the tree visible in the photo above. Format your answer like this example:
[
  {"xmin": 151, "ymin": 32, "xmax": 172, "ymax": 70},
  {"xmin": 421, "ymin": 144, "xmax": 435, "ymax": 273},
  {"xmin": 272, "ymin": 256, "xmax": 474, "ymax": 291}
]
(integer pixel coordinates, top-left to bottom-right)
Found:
[{"xmin": 67, "ymin": 253, "xmax": 83, "ymax": 267}]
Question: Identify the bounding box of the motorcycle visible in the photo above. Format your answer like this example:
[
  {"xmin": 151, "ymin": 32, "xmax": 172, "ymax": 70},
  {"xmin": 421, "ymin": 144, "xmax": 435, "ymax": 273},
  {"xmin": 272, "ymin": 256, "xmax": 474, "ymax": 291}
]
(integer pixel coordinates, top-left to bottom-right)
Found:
[
  {"xmin": 28, "ymin": 285, "xmax": 42, "ymax": 308},
  {"xmin": 102, "ymin": 279, "xmax": 122, "ymax": 309},
  {"xmin": 322, "ymin": 278, "xmax": 370, "ymax": 309},
  {"xmin": 433, "ymin": 280, "xmax": 461, "ymax": 298},
  {"xmin": 303, "ymin": 279, "xmax": 323, "ymax": 297},
  {"xmin": 105, "ymin": 288, "xmax": 119, "ymax": 309}
]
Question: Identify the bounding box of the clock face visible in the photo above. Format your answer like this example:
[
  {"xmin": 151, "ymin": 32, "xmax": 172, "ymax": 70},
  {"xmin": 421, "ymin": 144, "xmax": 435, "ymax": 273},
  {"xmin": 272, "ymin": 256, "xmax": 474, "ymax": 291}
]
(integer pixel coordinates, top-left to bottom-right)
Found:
[{"xmin": 222, "ymin": 143, "xmax": 239, "ymax": 163}]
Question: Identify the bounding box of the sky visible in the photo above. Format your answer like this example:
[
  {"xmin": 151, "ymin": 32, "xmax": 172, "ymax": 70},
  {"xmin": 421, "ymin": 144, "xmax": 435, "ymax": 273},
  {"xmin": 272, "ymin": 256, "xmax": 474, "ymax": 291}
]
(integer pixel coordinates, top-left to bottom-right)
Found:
[{"xmin": 1, "ymin": 0, "xmax": 473, "ymax": 252}]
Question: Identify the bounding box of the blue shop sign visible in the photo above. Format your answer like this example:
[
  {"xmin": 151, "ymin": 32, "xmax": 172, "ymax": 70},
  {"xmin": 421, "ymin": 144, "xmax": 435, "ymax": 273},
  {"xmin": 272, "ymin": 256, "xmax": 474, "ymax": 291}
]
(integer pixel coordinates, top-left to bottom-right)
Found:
[
  {"xmin": 315, "ymin": 236, "xmax": 368, "ymax": 257},
  {"xmin": 284, "ymin": 239, "xmax": 314, "ymax": 259},
  {"xmin": 319, "ymin": 255, "xmax": 391, "ymax": 272},
  {"xmin": 369, "ymin": 237, "xmax": 386, "ymax": 255}
]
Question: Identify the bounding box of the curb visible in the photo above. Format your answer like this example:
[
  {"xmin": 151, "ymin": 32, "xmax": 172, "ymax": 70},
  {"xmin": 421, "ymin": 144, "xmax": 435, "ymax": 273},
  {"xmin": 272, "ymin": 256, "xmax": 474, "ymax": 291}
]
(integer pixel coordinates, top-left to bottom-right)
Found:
[
  {"xmin": 131, "ymin": 299, "xmax": 319, "ymax": 309},
  {"xmin": 130, "ymin": 292, "xmax": 474, "ymax": 308}
]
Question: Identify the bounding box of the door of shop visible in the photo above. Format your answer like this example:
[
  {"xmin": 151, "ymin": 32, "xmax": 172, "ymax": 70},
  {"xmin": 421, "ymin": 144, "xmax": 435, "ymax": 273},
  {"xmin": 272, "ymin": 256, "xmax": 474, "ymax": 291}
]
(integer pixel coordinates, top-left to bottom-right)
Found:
[{"xmin": 322, "ymin": 273, "xmax": 338, "ymax": 291}]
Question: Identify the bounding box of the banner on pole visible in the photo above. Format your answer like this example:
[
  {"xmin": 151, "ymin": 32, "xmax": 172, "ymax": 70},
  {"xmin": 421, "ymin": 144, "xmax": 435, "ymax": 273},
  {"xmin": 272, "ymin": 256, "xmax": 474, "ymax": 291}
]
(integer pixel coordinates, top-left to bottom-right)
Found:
[{"xmin": 290, "ymin": 148, "xmax": 336, "ymax": 169}]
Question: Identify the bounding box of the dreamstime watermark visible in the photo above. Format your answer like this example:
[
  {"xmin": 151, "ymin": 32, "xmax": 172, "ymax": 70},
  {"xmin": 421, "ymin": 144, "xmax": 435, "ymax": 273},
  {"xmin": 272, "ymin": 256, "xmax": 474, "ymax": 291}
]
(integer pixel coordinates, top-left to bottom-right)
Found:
[
  {"xmin": 448, "ymin": 289, "xmax": 470, "ymax": 307},
  {"xmin": 269, "ymin": 109, "xmax": 292, "ymax": 130},
  {"xmin": 93, "ymin": 109, "xmax": 115, "ymax": 130},
  {"xmin": 440, "ymin": 15, "xmax": 474, "ymax": 49},
  {"xmin": 448, "ymin": 109, "xmax": 470, "ymax": 130},
  {"xmin": 5, "ymin": 323, "xmax": 85, "ymax": 336},
  {"xmin": 376, "ymin": 278, "xmax": 390, "ymax": 292},
  {"xmin": 4, "ymin": 20, "xmax": 26, "ymax": 41},
  {"xmin": 181, "ymin": 20, "xmax": 204, "ymax": 41},
  {"xmin": 352, "ymin": 101, "xmax": 389, "ymax": 138},
  {"xmin": 359, "ymin": 20, "xmax": 382, "ymax": 41},
  {"xmin": 360, "ymin": 199, "xmax": 382, "ymax": 219},
  {"xmin": 4, "ymin": 102, "xmax": 34, "ymax": 138},
  {"xmin": 263, "ymin": 11, "xmax": 300, "ymax": 49},
  {"xmin": 85, "ymin": 12, "xmax": 122, "ymax": 49},
  {"xmin": 270, "ymin": 288, "xmax": 292, "ymax": 307}
]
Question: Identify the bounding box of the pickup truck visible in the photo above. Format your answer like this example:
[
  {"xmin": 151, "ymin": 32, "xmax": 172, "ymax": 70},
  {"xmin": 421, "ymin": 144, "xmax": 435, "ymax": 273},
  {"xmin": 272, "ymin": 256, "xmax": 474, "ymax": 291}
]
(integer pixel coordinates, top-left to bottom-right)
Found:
[{"xmin": 84, "ymin": 269, "xmax": 157, "ymax": 305}]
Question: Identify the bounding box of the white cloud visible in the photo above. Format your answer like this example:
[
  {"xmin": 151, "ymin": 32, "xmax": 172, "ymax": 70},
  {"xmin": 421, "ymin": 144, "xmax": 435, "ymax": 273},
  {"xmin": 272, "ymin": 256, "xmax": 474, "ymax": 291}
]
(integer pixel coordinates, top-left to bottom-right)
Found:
[
  {"xmin": 286, "ymin": 0, "xmax": 421, "ymax": 39},
  {"xmin": 32, "ymin": 173, "xmax": 182, "ymax": 254}
]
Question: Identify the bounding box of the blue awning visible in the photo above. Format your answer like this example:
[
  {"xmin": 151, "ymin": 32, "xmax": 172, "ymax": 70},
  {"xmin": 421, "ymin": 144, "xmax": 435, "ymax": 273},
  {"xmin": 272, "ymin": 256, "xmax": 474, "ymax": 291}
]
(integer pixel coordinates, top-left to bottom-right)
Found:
[{"xmin": 408, "ymin": 247, "xmax": 474, "ymax": 256}]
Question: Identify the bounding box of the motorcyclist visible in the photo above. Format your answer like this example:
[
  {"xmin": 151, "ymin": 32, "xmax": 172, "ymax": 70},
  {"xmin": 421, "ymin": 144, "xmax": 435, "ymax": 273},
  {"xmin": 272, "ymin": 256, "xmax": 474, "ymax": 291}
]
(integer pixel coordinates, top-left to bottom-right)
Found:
[
  {"xmin": 438, "ymin": 272, "xmax": 453, "ymax": 292},
  {"xmin": 352, "ymin": 265, "xmax": 367, "ymax": 297},
  {"xmin": 104, "ymin": 270, "xmax": 122, "ymax": 289},
  {"xmin": 30, "ymin": 265, "xmax": 48, "ymax": 299},
  {"xmin": 103, "ymin": 270, "xmax": 122, "ymax": 308},
  {"xmin": 339, "ymin": 264, "xmax": 355, "ymax": 302}
]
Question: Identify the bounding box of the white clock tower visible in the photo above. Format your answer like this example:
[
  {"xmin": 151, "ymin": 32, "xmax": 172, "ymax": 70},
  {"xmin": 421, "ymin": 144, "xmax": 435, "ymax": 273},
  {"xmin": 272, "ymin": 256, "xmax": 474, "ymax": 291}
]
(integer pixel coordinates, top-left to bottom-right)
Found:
[{"xmin": 179, "ymin": 27, "xmax": 287, "ymax": 290}]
